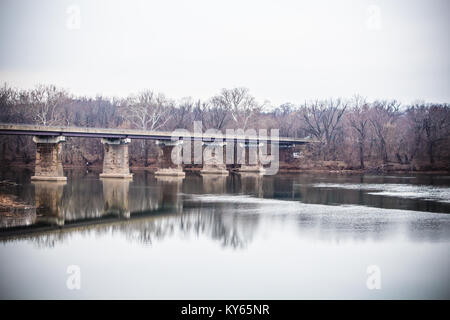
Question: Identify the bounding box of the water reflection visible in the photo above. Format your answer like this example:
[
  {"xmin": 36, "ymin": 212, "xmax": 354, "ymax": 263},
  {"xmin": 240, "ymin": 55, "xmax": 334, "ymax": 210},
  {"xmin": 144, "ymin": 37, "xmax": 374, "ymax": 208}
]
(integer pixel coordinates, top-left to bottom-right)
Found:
[
  {"xmin": 1, "ymin": 170, "xmax": 450, "ymax": 299},
  {"xmin": 0, "ymin": 170, "xmax": 449, "ymax": 248},
  {"xmin": 101, "ymin": 178, "xmax": 130, "ymax": 218},
  {"xmin": 201, "ymin": 174, "xmax": 227, "ymax": 194},
  {"xmin": 238, "ymin": 172, "xmax": 264, "ymax": 197},
  {"xmin": 33, "ymin": 181, "xmax": 65, "ymax": 226},
  {"xmin": 156, "ymin": 176, "xmax": 183, "ymax": 214}
]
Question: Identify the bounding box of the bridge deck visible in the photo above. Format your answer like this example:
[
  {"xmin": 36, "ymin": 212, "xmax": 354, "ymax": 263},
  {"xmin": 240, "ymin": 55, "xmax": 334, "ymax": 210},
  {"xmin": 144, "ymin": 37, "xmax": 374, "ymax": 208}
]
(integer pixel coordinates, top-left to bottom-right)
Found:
[{"xmin": 0, "ymin": 124, "xmax": 312, "ymax": 145}]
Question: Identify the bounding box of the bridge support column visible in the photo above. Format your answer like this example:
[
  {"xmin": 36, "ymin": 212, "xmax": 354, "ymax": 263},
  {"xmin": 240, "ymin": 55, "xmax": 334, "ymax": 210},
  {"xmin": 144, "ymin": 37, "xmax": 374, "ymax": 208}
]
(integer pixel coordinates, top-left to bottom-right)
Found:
[
  {"xmin": 31, "ymin": 135, "xmax": 67, "ymax": 181},
  {"xmin": 155, "ymin": 140, "xmax": 185, "ymax": 177},
  {"xmin": 236, "ymin": 142, "xmax": 265, "ymax": 174},
  {"xmin": 201, "ymin": 141, "xmax": 228, "ymax": 175},
  {"xmin": 100, "ymin": 138, "xmax": 133, "ymax": 179}
]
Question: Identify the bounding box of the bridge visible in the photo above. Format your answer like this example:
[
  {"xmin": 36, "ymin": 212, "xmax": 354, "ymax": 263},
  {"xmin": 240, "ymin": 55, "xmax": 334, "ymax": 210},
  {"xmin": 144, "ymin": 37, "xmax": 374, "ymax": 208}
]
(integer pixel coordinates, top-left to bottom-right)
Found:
[{"xmin": 0, "ymin": 123, "xmax": 313, "ymax": 180}]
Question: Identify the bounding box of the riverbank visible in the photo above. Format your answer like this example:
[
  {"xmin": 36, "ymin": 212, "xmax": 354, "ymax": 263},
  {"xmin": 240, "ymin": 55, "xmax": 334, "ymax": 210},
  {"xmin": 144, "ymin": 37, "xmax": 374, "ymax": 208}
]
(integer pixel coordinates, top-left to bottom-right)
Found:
[
  {"xmin": 0, "ymin": 191, "xmax": 35, "ymax": 229},
  {"xmin": 1, "ymin": 161, "xmax": 449, "ymax": 175}
]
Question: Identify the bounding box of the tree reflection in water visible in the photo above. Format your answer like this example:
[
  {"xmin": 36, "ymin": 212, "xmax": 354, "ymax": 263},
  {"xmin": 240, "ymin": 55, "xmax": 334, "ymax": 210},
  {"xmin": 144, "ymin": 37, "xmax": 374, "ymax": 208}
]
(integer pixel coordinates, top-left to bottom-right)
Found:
[{"xmin": 0, "ymin": 170, "xmax": 449, "ymax": 250}]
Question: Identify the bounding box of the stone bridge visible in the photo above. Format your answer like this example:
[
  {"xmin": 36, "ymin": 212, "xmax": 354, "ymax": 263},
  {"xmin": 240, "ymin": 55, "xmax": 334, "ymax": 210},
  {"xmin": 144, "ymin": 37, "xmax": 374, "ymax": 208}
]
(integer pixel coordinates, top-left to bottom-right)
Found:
[{"xmin": 0, "ymin": 124, "xmax": 312, "ymax": 180}]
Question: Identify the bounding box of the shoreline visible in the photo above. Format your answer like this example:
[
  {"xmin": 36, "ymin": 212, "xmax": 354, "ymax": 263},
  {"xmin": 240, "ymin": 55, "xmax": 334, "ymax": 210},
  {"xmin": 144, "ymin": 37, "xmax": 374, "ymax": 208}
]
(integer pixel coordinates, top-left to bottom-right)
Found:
[{"xmin": 1, "ymin": 163, "xmax": 449, "ymax": 175}]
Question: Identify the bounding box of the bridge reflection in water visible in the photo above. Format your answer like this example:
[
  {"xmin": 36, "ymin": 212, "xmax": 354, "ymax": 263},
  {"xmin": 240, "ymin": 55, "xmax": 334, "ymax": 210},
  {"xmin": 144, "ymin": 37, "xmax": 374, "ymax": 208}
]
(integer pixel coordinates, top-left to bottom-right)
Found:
[
  {"xmin": 101, "ymin": 178, "xmax": 131, "ymax": 219},
  {"xmin": 33, "ymin": 181, "xmax": 66, "ymax": 226},
  {"xmin": 0, "ymin": 171, "xmax": 268, "ymax": 248},
  {"xmin": 1, "ymin": 169, "xmax": 450, "ymax": 300},
  {"xmin": 1, "ymin": 170, "xmax": 449, "ymax": 251}
]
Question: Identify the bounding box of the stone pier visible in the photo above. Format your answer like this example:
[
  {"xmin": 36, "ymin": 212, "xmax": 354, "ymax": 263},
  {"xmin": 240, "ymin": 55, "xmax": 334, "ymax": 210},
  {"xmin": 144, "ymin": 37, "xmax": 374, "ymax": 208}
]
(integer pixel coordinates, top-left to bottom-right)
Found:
[
  {"xmin": 236, "ymin": 142, "xmax": 265, "ymax": 174},
  {"xmin": 31, "ymin": 135, "xmax": 67, "ymax": 181},
  {"xmin": 100, "ymin": 138, "xmax": 133, "ymax": 179},
  {"xmin": 101, "ymin": 178, "xmax": 131, "ymax": 218},
  {"xmin": 201, "ymin": 141, "xmax": 228, "ymax": 175},
  {"xmin": 155, "ymin": 140, "xmax": 185, "ymax": 177},
  {"xmin": 33, "ymin": 181, "xmax": 66, "ymax": 226}
]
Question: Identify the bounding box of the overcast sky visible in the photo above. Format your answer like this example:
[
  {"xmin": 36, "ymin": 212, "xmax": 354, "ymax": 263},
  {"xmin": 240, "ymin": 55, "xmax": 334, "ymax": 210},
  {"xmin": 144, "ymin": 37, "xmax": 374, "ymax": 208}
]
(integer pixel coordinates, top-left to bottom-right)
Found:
[{"xmin": 0, "ymin": 0, "xmax": 448, "ymax": 106}]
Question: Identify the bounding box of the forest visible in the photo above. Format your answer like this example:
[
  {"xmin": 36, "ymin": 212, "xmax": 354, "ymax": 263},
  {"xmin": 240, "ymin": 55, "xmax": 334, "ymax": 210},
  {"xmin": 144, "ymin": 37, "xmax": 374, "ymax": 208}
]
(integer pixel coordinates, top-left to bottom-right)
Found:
[{"xmin": 0, "ymin": 83, "xmax": 449, "ymax": 172}]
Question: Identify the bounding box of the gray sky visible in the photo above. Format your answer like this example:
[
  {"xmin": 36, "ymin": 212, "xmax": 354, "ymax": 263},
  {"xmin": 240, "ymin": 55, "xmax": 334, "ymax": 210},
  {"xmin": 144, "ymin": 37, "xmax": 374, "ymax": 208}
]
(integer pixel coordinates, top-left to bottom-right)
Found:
[{"xmin": 0, "ymin": 0, "xmax": 449, "ymax": 106}]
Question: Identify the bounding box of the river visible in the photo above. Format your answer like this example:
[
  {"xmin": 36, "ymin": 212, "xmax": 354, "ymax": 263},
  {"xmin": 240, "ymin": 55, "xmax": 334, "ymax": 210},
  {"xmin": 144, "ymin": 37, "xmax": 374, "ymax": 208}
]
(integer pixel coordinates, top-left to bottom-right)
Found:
[{"xmin": 0, "ymin": 168, "xmax": 449, "ymax": 299}]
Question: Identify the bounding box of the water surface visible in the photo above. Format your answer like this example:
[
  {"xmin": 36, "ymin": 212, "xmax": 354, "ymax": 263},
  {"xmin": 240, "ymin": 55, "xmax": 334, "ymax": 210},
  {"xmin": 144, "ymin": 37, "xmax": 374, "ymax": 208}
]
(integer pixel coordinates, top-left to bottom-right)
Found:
[{"xmin": 0, "ymin": 168, "xmax": 449, "ymax": 299}]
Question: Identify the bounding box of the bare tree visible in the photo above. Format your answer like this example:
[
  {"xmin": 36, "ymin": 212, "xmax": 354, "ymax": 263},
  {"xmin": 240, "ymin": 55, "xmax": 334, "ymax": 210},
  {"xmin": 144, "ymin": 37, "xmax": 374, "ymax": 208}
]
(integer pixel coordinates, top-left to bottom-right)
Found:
[
  {"xmin": 0, "ymin": 83, "xmax": 19, "ymax": 123},
  {"xmin": 302, "ymin": 98, "xmax": 348, "ymax": 160},
  {"xmin": 29, "ymin": 84, "xmax": 69, "ymax": 126},
  {"xmin": 212, "ymin": 87, "xmax": 262, "ymax": 129},
  {"xmin": 124, "ymin": 90, "xmax": 172, "ymax": 131},
  {"xmin": 369, "ymin": 100, "xmax": 400, "ymax": 165},
  {"xmin": 348, "ymin": 95, "xmax": 370, "ymax": 168},
  {"xmin": 420, "ymin": 104, "xmax": 450, "ymax": 165},
  {"xmin": 123, "ymin": 90, "xmax": 173, "ymax": 166},
  {"xmin": 401, "ymin": 104, "xmax": 426, "ymax": 164},
  {"xmin": 273, "ymin": 103, "xmax": 298, "ymax": 137},
  {"xmin": 201, "ymin": 99, "xmax": 230, "ymax": 131},
  {"xmin": 172, "ymin": 97, "xmax": 194, "ymax": 130}
]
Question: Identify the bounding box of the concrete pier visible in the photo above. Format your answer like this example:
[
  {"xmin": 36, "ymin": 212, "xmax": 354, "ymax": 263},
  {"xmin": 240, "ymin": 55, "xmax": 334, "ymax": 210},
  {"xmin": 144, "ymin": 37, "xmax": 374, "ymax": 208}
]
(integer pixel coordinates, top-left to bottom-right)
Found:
[
  {"xmin": 31, "ymin": 135, "xmax": 67, "ymax": 181},
  {"xmin": 236, "ymin": 142, "xmax": 265, "ymax": 174},
  {"xmin": 154, "ymin": 140, "xmax": 185, "ymax": 177},
  {"xmin": 201, "ymin": 141, "xmax": 229, "ymax": 175},
  {"xmin": 100, "ymin": 138, "xmax": 133, "ymax": 179}
]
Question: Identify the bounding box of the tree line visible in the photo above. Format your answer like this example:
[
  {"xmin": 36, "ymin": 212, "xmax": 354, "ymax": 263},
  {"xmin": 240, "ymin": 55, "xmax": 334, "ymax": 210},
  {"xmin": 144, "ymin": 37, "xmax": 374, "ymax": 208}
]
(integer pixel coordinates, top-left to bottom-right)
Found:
[{"xmin": 1, "ymin": 83, "xmax": 449, "ymax": 171}]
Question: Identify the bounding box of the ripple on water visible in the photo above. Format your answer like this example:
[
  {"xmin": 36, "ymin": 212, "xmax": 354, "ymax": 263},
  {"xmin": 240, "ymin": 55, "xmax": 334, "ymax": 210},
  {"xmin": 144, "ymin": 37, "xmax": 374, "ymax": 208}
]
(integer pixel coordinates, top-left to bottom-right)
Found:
[
  {"xmin": 311, "ymin": 183, "xmax": 450, "ymax": 203},
  {"xmin": 188, "ymin": 194, "xmax": 450, "ymax": 241}
]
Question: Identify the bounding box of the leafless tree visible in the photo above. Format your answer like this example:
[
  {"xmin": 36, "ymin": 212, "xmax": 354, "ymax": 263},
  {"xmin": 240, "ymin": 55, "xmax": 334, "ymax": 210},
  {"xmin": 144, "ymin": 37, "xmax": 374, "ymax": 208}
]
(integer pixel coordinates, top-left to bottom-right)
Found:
[
  {"xmin": 419, "ymin": 104, "xmax": 450, "ymax": 165},
  {"xmin": 123, "ymin": 90, "xmax": 172, "ymax": 131},
  {"xmin": 348, "ymin": 95, "xmax": 370, "ymax": 168},
  {"xmin": 402, "ymin": 104, "xmax": 426, "ymax": 164},
  {"xmin": 0, "ymin": 83, "xmax": 19, "ymax": 123},
  {"xmin": 368, "ymin": 100, "xmax": 400, "ymax": 165},
  {"xmin": 201, "ymin": 99, "xmax": 230, "ymax": 131},
  {"xmin": 272, "ymin": 103, "xmax": 303, "ymax": 138},
  {"xmin": 123, "ymin": 90, "xmax": 173, "ymax": 166},
  {"xmin": 172, "ymin": 97, "xmax": 194, "ymax": 130},
  {"xmin": 302, "ymin": 98, "xmax": 348, "ymax": 160},
  {"xmin": 29, "ymin": 84, "xmax": 69, "ymax": 126},
  {"xmin": 212, "ymin": 87, "xmax": 262, "ymax": 129}
]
